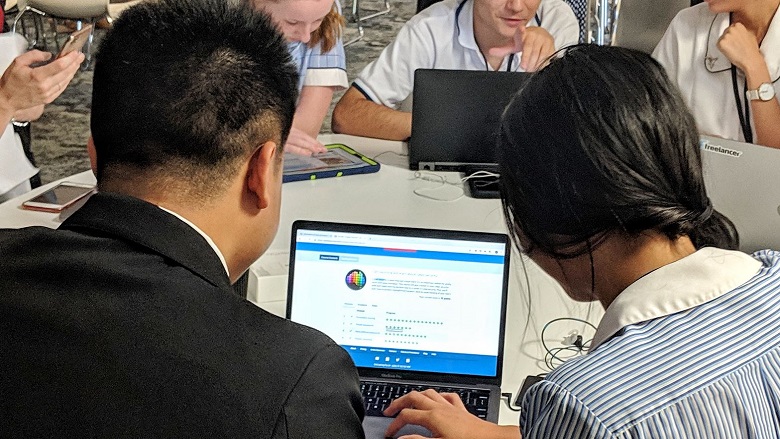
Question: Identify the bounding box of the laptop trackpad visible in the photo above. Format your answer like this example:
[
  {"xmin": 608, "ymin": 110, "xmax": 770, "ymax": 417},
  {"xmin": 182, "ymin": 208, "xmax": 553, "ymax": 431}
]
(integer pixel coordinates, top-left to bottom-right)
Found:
[{"xmin": 363, "ymin": 416, "xmax": 432, "ymax": 438}]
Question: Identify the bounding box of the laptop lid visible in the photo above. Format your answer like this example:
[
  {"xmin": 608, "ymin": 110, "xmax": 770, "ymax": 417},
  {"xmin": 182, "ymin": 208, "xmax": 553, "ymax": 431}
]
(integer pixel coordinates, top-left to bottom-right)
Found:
[
  {"xmin": 409, "ymin": 69, "xmax": 530, "ymax": 171},
  {"xmin": 286, "ymin": 220, "xmax": 510, "ymax": 387},
  {"xmin": 700, "ymin": 136, "xmax": 780, "ymax": 253}
]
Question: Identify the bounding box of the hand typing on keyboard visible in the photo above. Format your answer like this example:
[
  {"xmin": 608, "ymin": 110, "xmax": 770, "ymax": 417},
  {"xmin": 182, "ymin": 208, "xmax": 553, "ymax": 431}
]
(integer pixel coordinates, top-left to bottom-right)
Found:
[
  {"xmin": 361, "ymin": 382, "xmax": 490, "ymax": 419},
  {"xmin": 382, "ymin": 389, "xmax": 521, "ymax": 439}
]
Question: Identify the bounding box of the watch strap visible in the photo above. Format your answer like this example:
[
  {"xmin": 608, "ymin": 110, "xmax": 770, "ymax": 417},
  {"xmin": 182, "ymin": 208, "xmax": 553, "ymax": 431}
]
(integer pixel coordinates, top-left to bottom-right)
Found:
[{"xmin": 745, "ymin": 82, "xmax": 775, "ymax": 102}]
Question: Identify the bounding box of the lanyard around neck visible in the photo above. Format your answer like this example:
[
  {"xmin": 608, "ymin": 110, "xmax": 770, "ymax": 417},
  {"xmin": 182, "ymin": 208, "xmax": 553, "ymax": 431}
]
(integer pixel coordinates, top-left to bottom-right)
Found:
[
  {"xmin": 728, "ymin": 13, "xmax": 754, "ymax": 144},
  {"xmin": 731, "ymin": 66, "xmax": 754, "ymax": 143}
]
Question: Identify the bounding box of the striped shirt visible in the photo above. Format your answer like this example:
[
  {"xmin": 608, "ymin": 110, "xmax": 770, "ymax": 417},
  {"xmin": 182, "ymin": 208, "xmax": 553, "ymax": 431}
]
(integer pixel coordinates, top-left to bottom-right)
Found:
[
  {"xmin": 520, "ymin": 247, "xmax": 780, "ymax": 438},
  {"xmin": 287, "ymin": 39, "xmax": 347, "ymax": 93},
  {"xmin": 286, "ymin": 0, "xmax": 348, "ymax": 93}
]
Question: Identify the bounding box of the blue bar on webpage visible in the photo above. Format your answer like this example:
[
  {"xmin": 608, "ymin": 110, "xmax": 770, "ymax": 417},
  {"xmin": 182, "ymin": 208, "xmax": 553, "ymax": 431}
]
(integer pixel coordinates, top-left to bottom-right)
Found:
[
  {"xmin": 343, "ymin": 345, "xmax": 498, "ymax": 376},
  {"xmin": 297, "ymin": 242, "xmax": 503, "ymax": 264}
]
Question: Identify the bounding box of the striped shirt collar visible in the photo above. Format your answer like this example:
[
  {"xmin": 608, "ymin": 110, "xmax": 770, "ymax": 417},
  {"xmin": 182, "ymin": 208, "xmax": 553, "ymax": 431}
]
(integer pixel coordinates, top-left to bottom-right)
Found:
[{"xmin": 590, "ymin": 247, "xmax": 761, "ymax": 351}]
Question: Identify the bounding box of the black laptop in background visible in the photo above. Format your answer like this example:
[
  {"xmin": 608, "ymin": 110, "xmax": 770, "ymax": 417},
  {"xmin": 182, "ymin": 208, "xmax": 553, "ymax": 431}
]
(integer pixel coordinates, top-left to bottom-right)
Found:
[{"xmin": 409, "ymin": 69, "xmax": 531, "ymax": 172}]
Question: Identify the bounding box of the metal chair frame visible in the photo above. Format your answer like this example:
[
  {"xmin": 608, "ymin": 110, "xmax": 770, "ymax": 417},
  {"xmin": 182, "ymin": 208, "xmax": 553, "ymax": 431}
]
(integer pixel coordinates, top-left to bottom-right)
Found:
[
  {"xmin": 344, "ymin": 0, "xmax": 391, "ymax": 46},
  {"xmin": 12, "ymin": 5, "xmax": 98, "ymax": 67}
]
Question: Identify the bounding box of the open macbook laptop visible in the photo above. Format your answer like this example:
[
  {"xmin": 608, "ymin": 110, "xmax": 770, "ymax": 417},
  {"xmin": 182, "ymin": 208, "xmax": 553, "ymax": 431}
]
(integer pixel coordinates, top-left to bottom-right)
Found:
[
  {"xmin": 700, "ymin": 136, "xmax": 780, "ymax": 253},
  {"xmin": 409, "ymin": 69, "xmax": 530, "ymax": 172},
  {"xmin": 286, "ymin": 220, "xmax": 510, "ymax": 437}
]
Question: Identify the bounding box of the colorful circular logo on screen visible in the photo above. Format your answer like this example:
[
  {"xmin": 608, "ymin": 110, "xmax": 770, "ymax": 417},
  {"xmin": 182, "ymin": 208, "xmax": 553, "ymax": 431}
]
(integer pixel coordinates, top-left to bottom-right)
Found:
[{"xmin": 345, "ymin": 269, "xmax": 367, "ymax": 290}]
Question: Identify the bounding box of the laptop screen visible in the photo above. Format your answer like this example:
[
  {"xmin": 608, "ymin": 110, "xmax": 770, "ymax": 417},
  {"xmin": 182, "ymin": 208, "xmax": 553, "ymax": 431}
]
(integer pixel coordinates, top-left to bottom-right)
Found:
[{"xmin": 287, "ymin": 221, "xmax": 509, "ymax": 379}]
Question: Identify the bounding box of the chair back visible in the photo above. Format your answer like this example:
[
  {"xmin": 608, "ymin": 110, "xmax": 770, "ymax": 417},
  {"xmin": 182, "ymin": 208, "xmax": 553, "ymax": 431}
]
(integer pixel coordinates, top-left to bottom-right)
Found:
[
  {"xmin": 22, "ymin": 0, "xmax": 108, "ymax": 20},
  {"xmin": 610, "ymin": 0, "xmax": 688, "ymax": 53}
]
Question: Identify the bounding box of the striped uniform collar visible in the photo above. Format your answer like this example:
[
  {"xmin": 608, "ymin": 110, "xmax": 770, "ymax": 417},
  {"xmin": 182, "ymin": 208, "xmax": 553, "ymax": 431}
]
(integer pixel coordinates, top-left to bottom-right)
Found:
[{"xmin": 590, "ymin": 247, "xmax": 762, "ymax": 351}]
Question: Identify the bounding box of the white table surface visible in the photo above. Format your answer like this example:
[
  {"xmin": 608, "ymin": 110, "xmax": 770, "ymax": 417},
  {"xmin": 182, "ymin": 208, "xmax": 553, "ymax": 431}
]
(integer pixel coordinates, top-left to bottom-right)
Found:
[{"xmin": 0, "ymin": 134, "xmax": 602, "ymax": 425}]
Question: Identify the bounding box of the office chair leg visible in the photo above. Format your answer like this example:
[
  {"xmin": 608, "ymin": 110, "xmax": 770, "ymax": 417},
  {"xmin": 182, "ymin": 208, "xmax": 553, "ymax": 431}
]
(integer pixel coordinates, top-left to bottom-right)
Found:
[
  {"xmin": 344, "ymin": 0, "xmax": 363, "ymax": 46},
  {"xmin": 344, "ymin": 0, "xmax": 391, "ymax": 45},
  {"xmin": 48, "ymin": 17, "xmax": 60, "ymax": 52},
  {"xmin": 80, "ymin": 18, "xmax": 97, "ymax": 70},
  {"xmin": 343, "ymin": 22, "xmax": 364, "ymax": 46},
  {"xmin": 12, "ymin": 9, "xmax": 32, "ymax": 48},
  {"xmin": 358, "ymin": 0, "xmax": 391, "ymax": 22},
  {"xmin": 12, "ymin": 6, "xmax": 50, "ymax": 49}
]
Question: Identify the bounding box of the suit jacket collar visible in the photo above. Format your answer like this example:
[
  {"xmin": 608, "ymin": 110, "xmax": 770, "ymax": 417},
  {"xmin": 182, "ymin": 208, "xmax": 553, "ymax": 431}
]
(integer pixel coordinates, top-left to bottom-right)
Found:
[{"xmin": 60, "ymin": 192, "xmax": 232, "ymax": 290}]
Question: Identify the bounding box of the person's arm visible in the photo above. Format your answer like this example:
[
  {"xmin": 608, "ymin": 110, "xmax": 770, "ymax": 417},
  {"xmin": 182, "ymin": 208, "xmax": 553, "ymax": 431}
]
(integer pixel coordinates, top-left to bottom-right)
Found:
[
  {"xmin": 718, "ymin": 22, "xmax": 780, "ymax": 149},
  {"xmin": 284, "ymin": 85, "xmax": 333, "ymax": 156},
  {"xmin": 383, "ymin": 389, "xmax": 521, "ymax": 439},
  {"xmin": 276, "ymin": 343, "xmax": 365, "ymax": 439},
  {"xmin": 487, "ymin": 26, "xmax": 556, "ymax": 72},
  {"xmin": 487, "ymin": 1, "xmax": 578, "ymax": 72},
  {"xmin": 332, "ymin": 86, "xmax": 413, "ymax": 140},
  {"xmin": 293, "ymin": 85, "xmax": 334, "ymax": 137},
  {"xmin": 13, "ymin": 104, "xmax": 45, "ymax": 122},
  {"xmin": 332, "ymin": 19, "xmax": 430, "ymax": 140},
  {"xmin": 0, "ymin": 50, "xmax": 84, "ymax": 127}
]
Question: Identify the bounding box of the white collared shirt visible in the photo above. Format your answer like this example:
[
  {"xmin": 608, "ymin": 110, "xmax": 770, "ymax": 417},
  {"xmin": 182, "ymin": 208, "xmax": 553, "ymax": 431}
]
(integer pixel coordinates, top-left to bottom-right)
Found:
[
  {"xmin": 158, "ymin": 206, "xmax": 230, "ymax": 277},
  {"xmin": 653, "ymin": 3, "xmax": 780, "ymax": 143},
  {"xmin": 520, "ymin": 247, "xmax": 780, "ymax": 438},
  {"xmin": 353, "ymin": 0, "xmax": 579, "ymax": 110}
]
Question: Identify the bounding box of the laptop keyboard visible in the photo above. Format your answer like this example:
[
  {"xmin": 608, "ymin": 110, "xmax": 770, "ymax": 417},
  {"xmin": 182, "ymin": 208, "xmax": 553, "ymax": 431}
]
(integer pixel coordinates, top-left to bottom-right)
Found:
[{"xmin": 360, "ymin": 381, "xmax": 490, "ymax": 419}]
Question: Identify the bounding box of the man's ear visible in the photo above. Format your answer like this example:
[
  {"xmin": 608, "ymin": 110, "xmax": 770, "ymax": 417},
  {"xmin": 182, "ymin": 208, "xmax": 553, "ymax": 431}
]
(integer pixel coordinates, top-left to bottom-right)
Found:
[
  {"xmin": 246, "ymin": 141, "xmax": 279, "ymax": 210},
  {"xmin": 87, "ymin": 136, "xmax": 98, "ymax": 175}
]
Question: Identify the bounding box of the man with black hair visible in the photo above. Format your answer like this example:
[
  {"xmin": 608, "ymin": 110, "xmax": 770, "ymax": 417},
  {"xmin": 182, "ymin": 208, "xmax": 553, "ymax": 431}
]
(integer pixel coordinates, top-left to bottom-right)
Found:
[{"xmin": 0, "ymin": 0, "xmax": 365, "ymax": 436}]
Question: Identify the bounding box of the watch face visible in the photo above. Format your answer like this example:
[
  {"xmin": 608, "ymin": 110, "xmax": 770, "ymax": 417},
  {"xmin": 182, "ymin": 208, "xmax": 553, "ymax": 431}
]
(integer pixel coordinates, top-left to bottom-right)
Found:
[{"xmin": 759, "ymin": 83, "xmax": 776, "ymax": 101}]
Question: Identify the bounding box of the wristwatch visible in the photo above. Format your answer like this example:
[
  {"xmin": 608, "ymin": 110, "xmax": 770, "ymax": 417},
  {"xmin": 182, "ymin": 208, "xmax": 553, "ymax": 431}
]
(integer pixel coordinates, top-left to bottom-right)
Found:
[{"xmin": 745, "ymin": 82, "xmax": 776, "ymax": 101}]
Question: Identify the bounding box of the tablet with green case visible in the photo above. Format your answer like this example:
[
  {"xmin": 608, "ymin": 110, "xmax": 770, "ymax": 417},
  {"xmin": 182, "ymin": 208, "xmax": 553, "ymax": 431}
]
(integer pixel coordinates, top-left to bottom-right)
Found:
[{"xmin": 282, "ymin": 144, "xmax": 380, "ymax": 183}]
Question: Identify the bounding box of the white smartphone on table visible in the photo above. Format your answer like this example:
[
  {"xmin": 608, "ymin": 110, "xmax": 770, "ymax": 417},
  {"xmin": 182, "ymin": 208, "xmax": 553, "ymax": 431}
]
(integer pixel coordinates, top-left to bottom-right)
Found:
[{"xmin": 21, "ymin": 182, "xmax": 95, "ymax": 213}]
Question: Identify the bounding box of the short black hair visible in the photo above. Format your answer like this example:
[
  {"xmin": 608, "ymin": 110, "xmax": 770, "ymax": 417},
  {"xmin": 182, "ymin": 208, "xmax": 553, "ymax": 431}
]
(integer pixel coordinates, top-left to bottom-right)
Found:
[
  {"xmin": 499, "ymin": 44, "xmax": 738, "ymax": 257},
  {"xmin": 91, "ymin": 0, "xmax": 297, "ymax": 198}
]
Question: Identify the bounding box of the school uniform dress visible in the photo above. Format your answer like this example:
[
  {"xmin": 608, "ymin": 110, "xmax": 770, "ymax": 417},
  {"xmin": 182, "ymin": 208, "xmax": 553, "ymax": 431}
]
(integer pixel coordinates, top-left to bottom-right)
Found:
[
  {"xmin": 520, "ymin": 247, "xmax": 780, "ymax": 438},
  {"xmin": 653, "ymin": 3, "xmax": 780, "ymax": 143},
  {"xmin": 352, "ymin": 0, "xmax": 579, "ymax": 111},
  {"xmin": 287, "ymin": 0, "xmax": 348, "ymax": 94}
]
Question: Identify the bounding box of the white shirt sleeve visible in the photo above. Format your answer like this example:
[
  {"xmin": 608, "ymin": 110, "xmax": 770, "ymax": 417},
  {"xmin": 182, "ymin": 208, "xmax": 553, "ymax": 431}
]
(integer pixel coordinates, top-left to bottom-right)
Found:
[
  {"xmin": 352, "ymin": 19, "xmax": 435, "ymax": 109},
  {"xmin": 540, "ymin": 0, "xmax": 580, "ymax": 51},
  {"xmin": 652, "ymin": 9, "xmax": 685, "ymax": 86}
]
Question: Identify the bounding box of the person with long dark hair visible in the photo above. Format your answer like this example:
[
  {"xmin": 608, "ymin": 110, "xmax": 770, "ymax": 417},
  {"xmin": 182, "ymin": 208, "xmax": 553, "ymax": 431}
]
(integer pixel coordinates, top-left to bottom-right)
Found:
[{"xmin": 383, "ymin": 44, "xmax": 780, "ymax": 438}]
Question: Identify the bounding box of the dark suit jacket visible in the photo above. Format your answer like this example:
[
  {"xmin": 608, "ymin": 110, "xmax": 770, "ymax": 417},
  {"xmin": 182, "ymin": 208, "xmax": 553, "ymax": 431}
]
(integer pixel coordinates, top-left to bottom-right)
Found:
[{"xmin": 0, "ymin": 192, "xmax": 365, "ymax": 438}]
